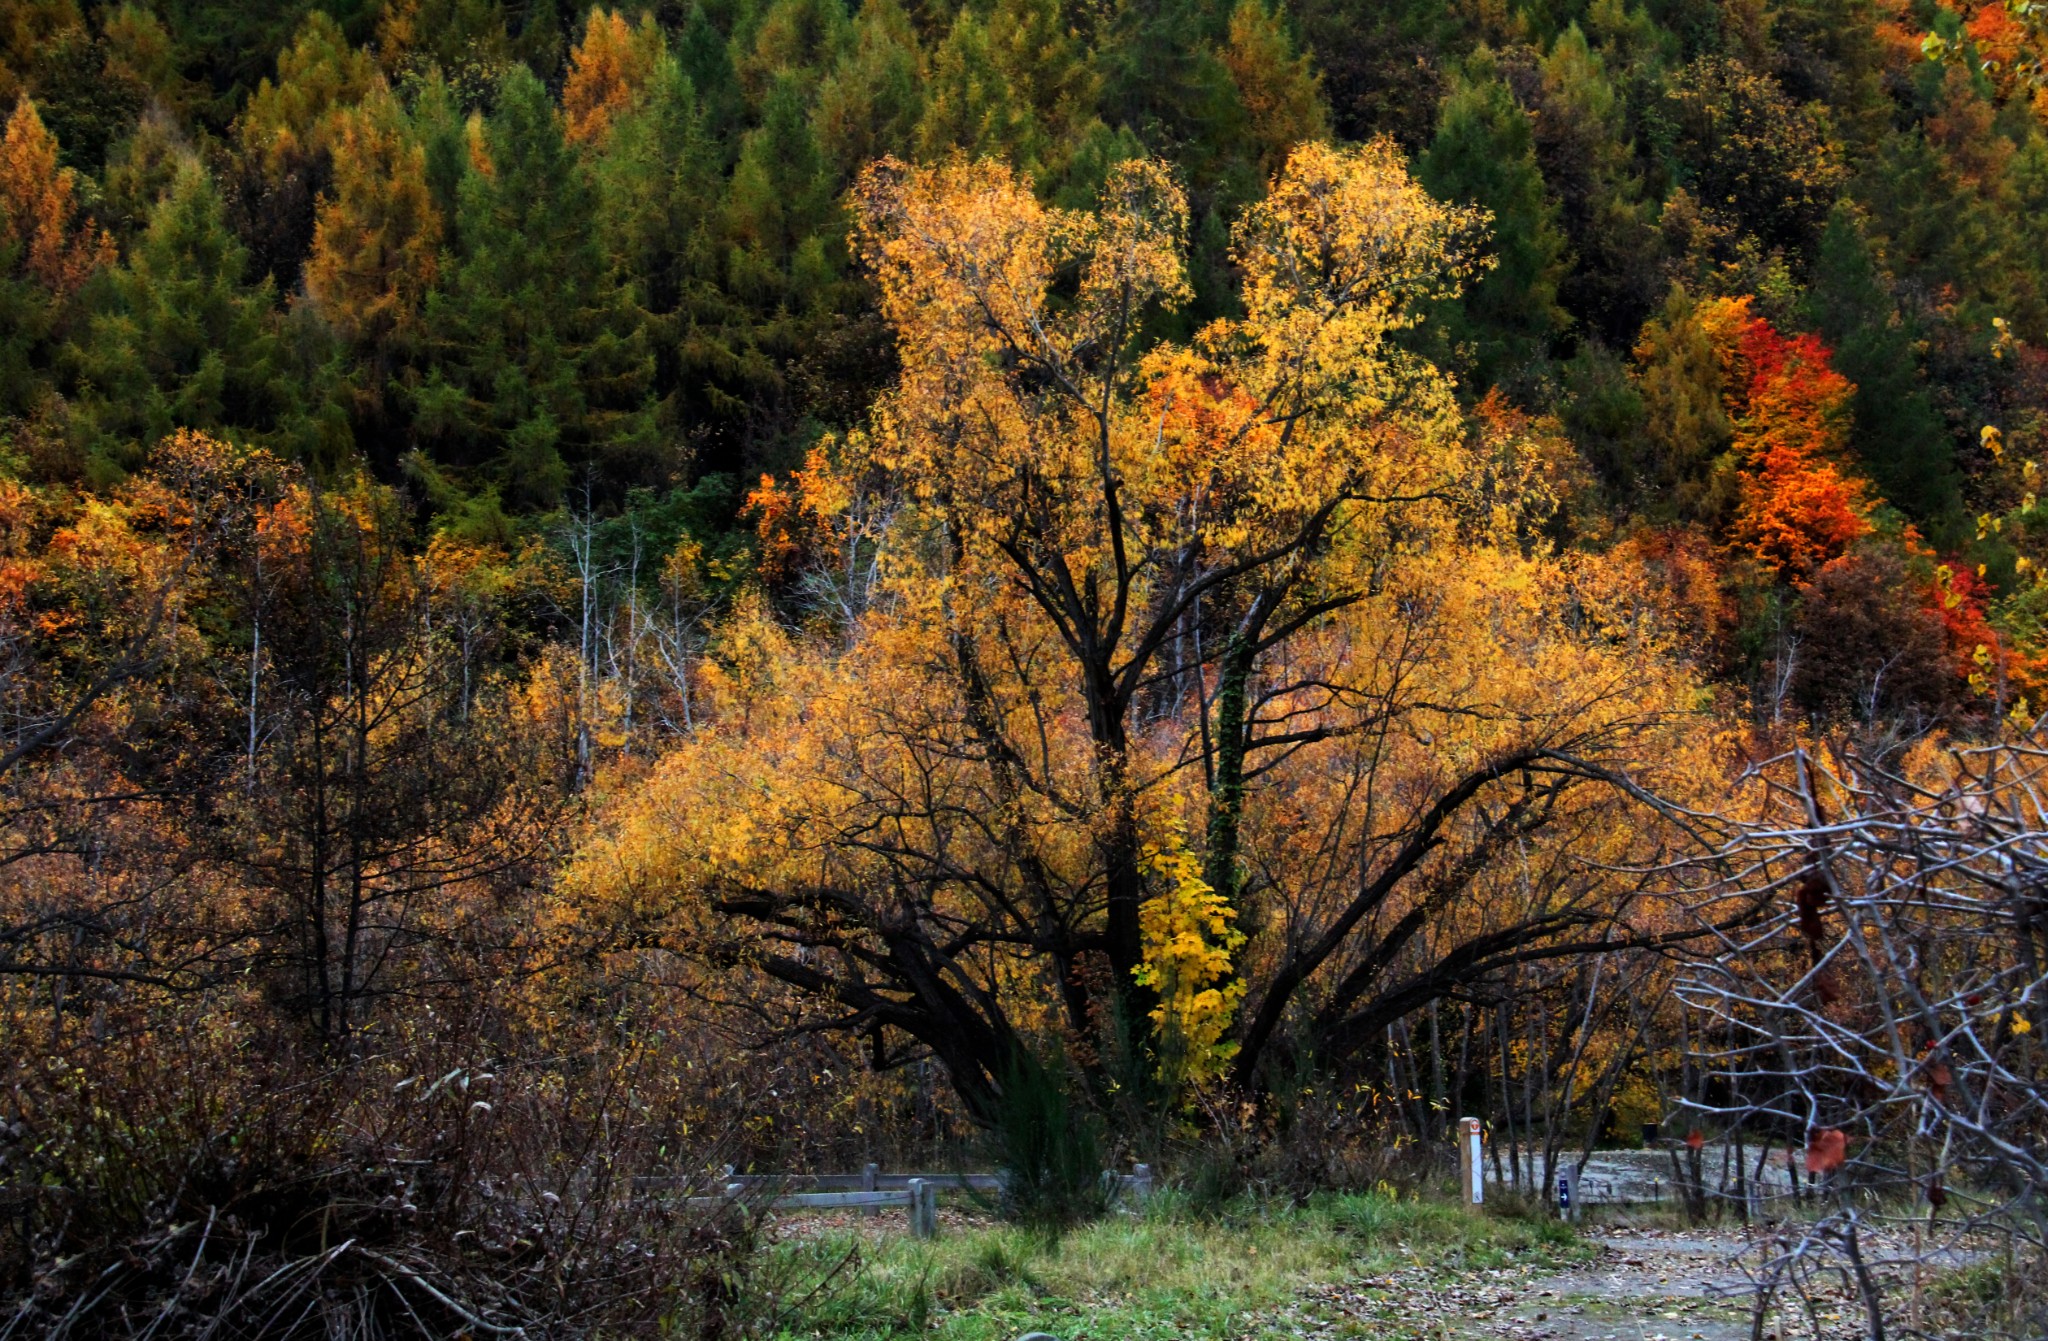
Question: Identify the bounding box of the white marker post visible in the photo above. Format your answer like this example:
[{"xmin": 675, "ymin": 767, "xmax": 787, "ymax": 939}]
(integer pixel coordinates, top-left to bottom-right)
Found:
[
  {"xmin": 1555, "ymin": 1164, "xmax": 1579, "ymax": 1221},
  {"xmin": 1459, "ymin": 1117, "xmax": 1485, "ymax": 1209}
]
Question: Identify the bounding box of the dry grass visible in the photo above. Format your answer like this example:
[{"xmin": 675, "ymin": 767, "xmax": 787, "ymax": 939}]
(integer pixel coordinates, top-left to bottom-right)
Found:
[{"xmin": 766, "ymin": 1188, "xmax": 1585, "ymax": 1339}]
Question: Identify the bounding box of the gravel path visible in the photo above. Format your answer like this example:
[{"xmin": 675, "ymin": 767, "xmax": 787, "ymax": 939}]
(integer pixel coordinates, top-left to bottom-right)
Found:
[{"xmin": 1264, "ymin": 1221, "xmax": 1892, "ymax": 1341}]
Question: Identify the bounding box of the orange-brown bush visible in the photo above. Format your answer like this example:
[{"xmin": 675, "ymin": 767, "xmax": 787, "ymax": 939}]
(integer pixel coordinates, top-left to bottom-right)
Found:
[
  {"xmin": 1, "ymin": 1003, "xmax": 761, "ymax": 1339},
  {"xmin": 0, "ymin": 436, "xmax": 829, "ymax": 1338}
]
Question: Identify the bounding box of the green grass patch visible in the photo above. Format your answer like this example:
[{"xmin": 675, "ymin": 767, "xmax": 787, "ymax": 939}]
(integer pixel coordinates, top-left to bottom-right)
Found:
[{"xmin": 764, "ymin": 1189, "xmax": 1587, "ymax": 1339}]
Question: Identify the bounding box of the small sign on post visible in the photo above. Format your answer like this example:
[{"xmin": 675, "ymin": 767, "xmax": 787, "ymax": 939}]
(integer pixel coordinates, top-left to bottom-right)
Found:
[
  {"xmin": 1554, "ymin": 1165, "xmax": 1579, "ymax": 1221},
  {"xmin": 1458, "ymin": 1117, "xmax": 1485, "ymax": 1208}
]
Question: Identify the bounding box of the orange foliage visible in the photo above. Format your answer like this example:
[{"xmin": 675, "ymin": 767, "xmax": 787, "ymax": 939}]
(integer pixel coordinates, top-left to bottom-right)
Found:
[
  {"xmin": 304, "ymin": 90, "xmax": 443, "ymax": 344},
  {"xmin": 1731, "ymin": 455, "xmax": 1871, "ymax": 582},
  {"xmin": 1873, "ymin": 0, "xmax": 1935, "ymax": 70},
  {"xmin": 1961, "ymin": 2, "xmax": 2048, "ymax": 120},
  {"xmin": 1966, "ymin": 1, "xmax": 2028, "ymax": 70},
  {"xmin": 1618, "ymin": 526, "xmax": 1730, "ymax": 651},
  {"xmin": 0, "ymin": 95, "xmax": 114, "ymax": 295},
  {"xmin": 562, "ymin": 8, "xmax": 658, "ymax": 146},
  {"xmin": 1930, "ymin": 561, "xmax": 2044, "ymax": 697},
  {"xmin": 1806, "ymin": 1126, "xmax": 1848, "ymax": 1175},
  {"xmin": 744, "ymin": 444, "xmax": 845, "ymax": 585},
  {"xmin": 1699, "ymin": 300, "xmax": 1873, "ymax": 583}
]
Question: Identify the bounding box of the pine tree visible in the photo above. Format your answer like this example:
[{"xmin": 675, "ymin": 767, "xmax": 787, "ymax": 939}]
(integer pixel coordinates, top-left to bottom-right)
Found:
[
  {"xmin": 0, "ymin": 94, "xmax": 112, "ymax": 421},
  {"xmin": 914, "ymin": 11, "xmax": 1045, "ymax": 170},
  {"xmin": 1095, "ymin": 0, "xmax": 1247, "ymax": 185},
  {"xmin": 596, "ymin": 55, "xmax": 716, "ymax": 316},
  {"xmin": 986, "ymin": 0, "xmax": 1093, "ymax": 153},
  {"xmin": 375, "ymin": 0, "xmax": 514, "ymax": 88},
  {"xmin": 515, "ymin": 0, "xmax": 569, "ymax": 79},
  {"xmin": 812, "ymin": 0, "xmax": 925, "ymax": 177},
  {"xmin": 407, "ymin": 71, "xmax": 471, "ymax": 227},
  {"xmin": 1220, "ymin": 0, "xmax": 1325, "ymax": 179},
  {"xmin": 1804, "ymin": 203, "xmax": 1962, "ymax": 533},
  {"xmin": 99, "ymin": 107, "xmax": 191, "ymax": 248},
  {"xmin": 719, "ymin": 75, "xmax": 882, "ymax": 480},
  {"xmin": 411, "ymin": 65, "xmax": 658, "ymax": 509},
  {"xmin": 228, "ymin": 12, "xmax": 382, "ymax": 295},
  {"xmin": 562, "ymin": 7, "xmax": 663, "ymax": 147},
  {"xmin": 594, "ymin": 53, "xmax": 720, "ymax": 441},
  {"xmin": 737, "ymin": 0, "xmax": 853, "ymax": 107},
  {"xmin": 0, "ymin": 95, "xmax": 114, "ymax": 296},
  {"xmin": 727, "ymin": 76, "xmax": 834, "ymax": 264},
  {"xmin": 674, "ymin": 1, "xmax": 743, "ymax": 145},
  {"xmin": 5, "ymin": 8, "xmax": 146, "ymax": 174},
  {"xmin": 304, "ymin": 87, "xmax": 442, "ymax": 350},
  {"xmin": 1631, "ymin": 284, "xmax": 1734, "ymax": 521},
  {"xmin": 68, "ymin": 161, "xmax": 296, "ymax": 474},
  {"xmin": 1288, "ymin": 0, "xmax": 1467, "ymax": 149},
  {"xmin": 1535, "ymin": 24, "xmax": 1662, "ymax": 345},
  {"xmin": 1418, "ymin": 48, "xmax": 1570, "ymax": 389},
  {"xmin": 234, "ymin": 11, "xmax": 379, "ymax": 177},
  {"xmin": 101, "ymin": 4, "xmax": 201, "ymax": 120}
]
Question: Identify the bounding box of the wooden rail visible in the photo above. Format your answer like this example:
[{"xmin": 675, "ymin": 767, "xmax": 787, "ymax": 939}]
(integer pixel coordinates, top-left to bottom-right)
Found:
[
  {"xmin": 676, "ymin": 1178, "xmax": 942, "ymax": 1236},
  {"xmin": 635, "ymin": 1163, "xmax": 1156, "ymax": 1240}
]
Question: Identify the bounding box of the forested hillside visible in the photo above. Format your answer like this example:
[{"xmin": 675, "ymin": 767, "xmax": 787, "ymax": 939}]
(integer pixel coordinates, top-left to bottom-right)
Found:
[
  {"xmin": 2, "ymin": 1, "xmax": 2046, "ymax": 1337},
  {"xmin": 0, "ymin": 0, "xmax": 2040, "ymax": 709}
]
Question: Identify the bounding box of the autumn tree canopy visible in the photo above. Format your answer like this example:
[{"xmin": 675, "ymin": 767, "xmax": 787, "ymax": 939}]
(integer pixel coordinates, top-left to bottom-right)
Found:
[{"xmin": 571, "ymin": 145, "xmax": 1710, "ymax": 1117}]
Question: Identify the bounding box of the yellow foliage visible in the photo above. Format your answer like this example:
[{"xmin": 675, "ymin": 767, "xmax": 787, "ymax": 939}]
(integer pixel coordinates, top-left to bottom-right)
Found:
[
  {"xmin": 1135, "ymin": 828, "xmax": 1246, "ymax": 1084},
  {"xmin": 233, "ymin": 12, "xmax": 379, "ymax": 176},
  {"xmin": 568, "ymin": 142, "xmax": 1709, "ymax": 1115}
]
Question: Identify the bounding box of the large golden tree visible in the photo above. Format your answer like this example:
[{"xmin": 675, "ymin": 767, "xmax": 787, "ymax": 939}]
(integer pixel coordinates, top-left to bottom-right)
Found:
[{"xmin": 573, "ymin": 143, "xmax": 1709, "ymax": 1116}]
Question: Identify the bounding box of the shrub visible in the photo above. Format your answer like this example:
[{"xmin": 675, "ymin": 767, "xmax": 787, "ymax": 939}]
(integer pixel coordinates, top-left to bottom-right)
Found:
[
  {"xmin": 0, "ymin": 1008, "xmax": 759, "ymax": 1339},
  {"xmin": 988, "ymin": 1054, "xmax": 1109, "ymax": 1228}
]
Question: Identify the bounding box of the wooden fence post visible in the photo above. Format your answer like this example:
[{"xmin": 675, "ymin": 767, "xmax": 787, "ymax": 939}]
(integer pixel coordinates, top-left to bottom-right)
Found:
[
  {"xmin": 862, "ymin": 1161, "xmax": 879, "ymax": 1219},
  {"xmin": 908, "ymin": 1178, "xmax": 936, "ymax": 1238}
]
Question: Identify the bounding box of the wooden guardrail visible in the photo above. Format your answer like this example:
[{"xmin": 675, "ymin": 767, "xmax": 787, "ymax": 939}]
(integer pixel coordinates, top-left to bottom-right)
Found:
[
  {"xmin": 633, "ymin": 1164, "xmax": 1156, "ymax": 1239},
  {"xmin": 690, "ymin": 1180, "xmax": 943, "ymax": 1237}
]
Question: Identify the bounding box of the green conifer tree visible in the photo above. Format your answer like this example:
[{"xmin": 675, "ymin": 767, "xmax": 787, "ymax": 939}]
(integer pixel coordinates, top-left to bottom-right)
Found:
[
  {"xmin": 726, "ymin": 76, "xmax": 833, "ymax": 269},
  {"xmin": 1804, "ymin": 203, "xmax": 1962, "ymax": 532},
  {"xmin": 1537, "ymin": 24, "xmax": 1662, "ymax": 344},
  {"xmin": 1095, "ymin": 0, "xmax": 1246, "ymax": 185},
  {"xmin": 915, "ymin": 11, "xmax": 1044, "ymax": 170},
  {"xmin": 737, "ymin": 0, "xmax": 853, "ymax": 106},
  {"xmin": 595, "ymin": 53, "xmax": 722, "ymax": 445},
  {"xmin": 1419, "ymin": 48, "xmax": 1570, "ymax": 390},
  {"xmin": 411, "ymin": 65, "xmax": 658, "ymax": 509},
  {"xmin": 674, "ymin": 1, "xmax": 744, "ymax": 146},
  {"xmin": 1220, "ymin": 0, "xmax": 1325, "ymax": 178},
  {"xmin": 1633, "ymin": 284, "xmax": 1735, "ymax": 522},
  {"xmin": 68, "ymin": 161, "xmax": 299, "ymax": 475},
  {"xmin": 813, "ymin": 0, "xmax": 925, "ymax": 178},
  {"xmin": 987, "ymin": 0, "xmax": 1093, "ymax": 152}
]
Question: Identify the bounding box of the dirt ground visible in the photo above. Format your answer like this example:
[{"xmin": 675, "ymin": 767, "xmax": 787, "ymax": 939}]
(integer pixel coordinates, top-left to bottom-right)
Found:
[{"xmin": 1269, "ymin": 1220, "xmax": 1888, "ymax": 1341}]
